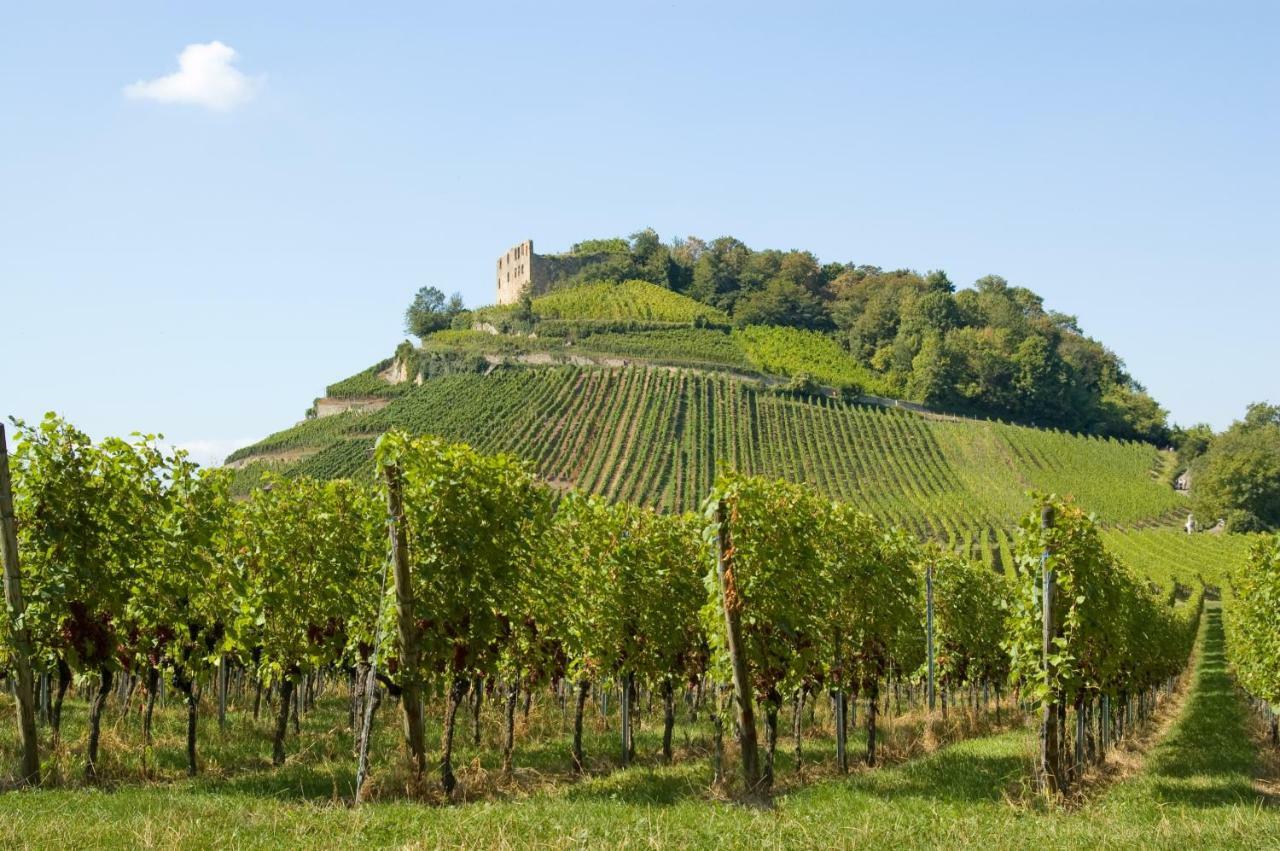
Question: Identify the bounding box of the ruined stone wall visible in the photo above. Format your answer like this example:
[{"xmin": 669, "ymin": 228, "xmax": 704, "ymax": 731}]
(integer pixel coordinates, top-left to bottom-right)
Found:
[
  {"xmin": 314, "ymin": 396, "xmax": 391, "ymax": 418},
  {"xmin": 497, "ymin": 239, "xmax": 619, "ymax": 305},
  {"xmin": 532, "ymin": 251, "xmax": 610, "ymax": 289},
  {"xmin": 496, "ymin": 239, "xmax": 534, "ymax": 305}
]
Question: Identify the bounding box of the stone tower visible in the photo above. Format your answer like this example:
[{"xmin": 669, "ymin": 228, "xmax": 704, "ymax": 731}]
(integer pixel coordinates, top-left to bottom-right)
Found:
[
  {"xmin": 496, "ymin": 240, "xmax": 534, "ymax": 305},
  {"xmin": 496, "ymin": 239, "xmax": 614, "ymax": 304}
]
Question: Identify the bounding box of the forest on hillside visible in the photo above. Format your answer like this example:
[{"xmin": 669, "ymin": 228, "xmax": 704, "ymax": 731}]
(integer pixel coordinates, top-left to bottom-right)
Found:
[{"xmin": 464, "ymin": 230, "xmax": 1169, "ymax": 444}]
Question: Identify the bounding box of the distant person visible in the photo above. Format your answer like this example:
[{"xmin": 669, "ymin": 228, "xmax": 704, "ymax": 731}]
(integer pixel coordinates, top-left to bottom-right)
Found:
[{"xmin": 1185, "ymin": 513, "xmax": 1196, "ymax": 534}]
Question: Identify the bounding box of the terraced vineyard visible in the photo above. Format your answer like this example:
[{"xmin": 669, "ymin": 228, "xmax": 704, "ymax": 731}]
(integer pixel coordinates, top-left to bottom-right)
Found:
[
  {"xmin": 531, "ymin": 279, "xmax": 731, "ymax": 323},
  {"xmin": 574, "ymin": 328, "xmax": 753, "ymax": 370},
  {"xmin": 944, "ymin": 524, "xmax": 1255, "ymax": 595},
  {"xmin": 229, "ymin": 365, "xmax": 1183, "ymax": 536},
  {"xmin": 735, "ymin": 325, "xmax": 885, "ymax": 391},
  {"xmin": 1100, "ymin": 527, "xmax": 1259, "ymax": 591}
]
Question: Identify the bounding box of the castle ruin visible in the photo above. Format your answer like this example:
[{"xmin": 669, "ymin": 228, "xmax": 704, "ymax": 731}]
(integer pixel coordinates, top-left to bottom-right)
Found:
[
  {"xmin": 496, "ymin": 239, "xmax": 617, "ymax": 305},
  {"xmin": 496, "ymin": 240, "xmax": 536, "ymax": 305}
]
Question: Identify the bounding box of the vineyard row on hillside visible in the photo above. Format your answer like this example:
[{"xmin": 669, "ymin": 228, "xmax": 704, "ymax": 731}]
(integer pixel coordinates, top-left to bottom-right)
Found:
[
  {"xmin": 231, "ymin": 366, "xmax": 1182, "ymax": 535},
  {"xmin": 1224, "ymin": 534, "xmax": 1280, "ymax": 742}
]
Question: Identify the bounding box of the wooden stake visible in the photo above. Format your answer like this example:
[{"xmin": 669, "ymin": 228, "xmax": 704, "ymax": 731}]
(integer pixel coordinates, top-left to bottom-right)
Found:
[
  {"xmin": 1039, "ymin": 503, "xmax": 1066, "ymax": 794},
  {"xmin": 926, "ymin": 563, "xmax": 936, "ymax": 713},
  {"xmin": 0, "ymin": 424, "xmax": 40, "ymax": 786},
  {"xmin": 384, "ymin": 463, "xmax": 427, "ymax": 778},
  {"xmin": 714, "ymin": 499, "xmax": 761, "ymax": 793}
]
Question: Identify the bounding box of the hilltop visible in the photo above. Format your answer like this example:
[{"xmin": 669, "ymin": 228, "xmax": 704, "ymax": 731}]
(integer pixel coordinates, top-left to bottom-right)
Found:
[{"xmin": 483, "ymin": 232, "xmax": 1170, "ymax": 442}]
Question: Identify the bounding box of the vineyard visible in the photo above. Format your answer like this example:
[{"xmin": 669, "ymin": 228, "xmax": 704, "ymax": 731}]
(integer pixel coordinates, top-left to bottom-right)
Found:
[
  {"xmin": 229, "ymin": 366, "xmax": 1183, "ymax": 538},
  {"xmin": 1, "ymin": 416, "xmax": 1276, "ymax": 847},
  {"xmin": 1224, "ymin": 535, "xmax": 1280, "ymax": 745},
  {"xmin": 574, "ymin": 327, "xmax": 754, "ymax": 370},
  {"xmin": 734, "ymin": 325, "xmax": 885, "ymax": 392},
  {"xmin": 2, "ymin": 274, "xmax": 1273, "ymax": 843},
  {"xmin": 525, "ymin": 279, "xmax": 730, "ymax": 324}
]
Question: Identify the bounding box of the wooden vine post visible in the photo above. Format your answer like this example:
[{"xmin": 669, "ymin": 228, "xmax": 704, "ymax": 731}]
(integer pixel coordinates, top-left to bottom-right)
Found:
[
  {"xmin": 1039, "ymin": 503, "xmax": 1066, "ymax": 794},
  {"xmin": 620, "ymin": 672, "xmax": 633, "ymax": 766},
  {"xmin": 384, "ymin": 462, "xmax": 427, "ymax": 778},
  {"xmin": 833, "ymin": 630, "xmax": 847, "ymax": 774},
  {"xmin": 926, "ymin": 563, "xmax": 936, "ymax": 712},
  {"xmin": 217, "ymin": 655, "xmax": 229, "ymax": 732},
  {"xmin": 0, "ymin": 424, "xmax": 40, "ymax": 787},
  {"xmin": 355, "ymin": 547, "xmax": 393, "ymax": 801},
  {"xmin": 714, "ymin": 499, "xmax": 761, "ymax": 792}
]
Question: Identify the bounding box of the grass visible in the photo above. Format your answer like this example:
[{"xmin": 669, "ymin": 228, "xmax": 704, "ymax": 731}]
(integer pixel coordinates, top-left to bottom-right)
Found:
[{"xmin": 1, "ymin": 606, "xmax": 1275, "ymax": 848}]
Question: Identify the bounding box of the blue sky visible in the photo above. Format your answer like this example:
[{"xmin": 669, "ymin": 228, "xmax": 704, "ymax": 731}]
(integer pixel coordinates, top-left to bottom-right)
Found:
[{"xmin": 2, "ymin": 2, "xmax": 1276, "ymax": 464}]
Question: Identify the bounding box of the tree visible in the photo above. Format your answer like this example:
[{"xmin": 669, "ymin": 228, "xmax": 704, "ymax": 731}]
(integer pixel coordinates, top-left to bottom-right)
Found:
[
  {"xmin": 1171, "ymin": 423, "xmax": 1214, "ymax": 484},
  {"xmin": 1012, "ymin": 334, "xmax": 1068, "ymax": 423},
  {"xmin": 668, "ymin": 236, "xmax": 706, "ymax": 292},
  {"xmin": 906, "ymin": 333, "xmax": 958, "ymax": 407},
  {"xmin": 689, "ymin": 237, "xmax": 750, "ymax": 312},
  {"xmin": 900, "ymin": 289, "xmax": 959, "ymax": 336},
  {"xmin": 629, "ymin": 228, "xmax": 677, "ymax": 288},
  {"xmin": 1097, "ymin": 384, "xmax": 1170, "ymax": 445},
  {"xmin": 846, "ymin": 291, "xmax": 906, "ymax": 363},
  {"xmin": 732, "ymin": 278, "xmax": 831, "ymax": 330},
  {"xmin": 946, "ymin": 326, "xmax": 1016, "ymax": 413},
  {"xmin": 405, "ymin": 286, "xmax": 464, "ymax": 339},
  {"xmin": 512, "ymin": 292, "xmax": 536, "ymax": 326},
  {"xmin": 571, "ymin": 237, "xmax": 631, "ymax": 255},
  {"xmin": 924, "ymin": 270, "xmax": 955, "ymax": 293},
  {"xmin": 1192, "ymin": 403, "xmax": 1280, "ymax": 530}
]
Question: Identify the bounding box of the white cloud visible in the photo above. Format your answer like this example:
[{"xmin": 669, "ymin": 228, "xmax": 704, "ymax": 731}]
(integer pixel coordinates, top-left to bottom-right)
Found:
[{"xmin": 124, "ymin": 41, "xmax": 260, "ymax": 111}]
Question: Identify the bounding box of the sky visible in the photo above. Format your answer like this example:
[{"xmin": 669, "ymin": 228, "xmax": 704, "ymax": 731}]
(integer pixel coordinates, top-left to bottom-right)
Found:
[{"xmin": 2, "ymin": 2, "xmax": 1276, "ymax": 465}]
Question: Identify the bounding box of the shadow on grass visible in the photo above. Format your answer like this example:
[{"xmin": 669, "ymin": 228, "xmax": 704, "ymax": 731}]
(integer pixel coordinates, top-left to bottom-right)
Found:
[
  {"xmin": 4, "ymin": 690, "xmax": 1034, "ymax": 810},
  {"xmin": 564, "ymin": 767, "xmax": 705, "ymax": 805},
  {"xmin": 194, "ymin": 763, "xmax": 356, "ymax": 801},
  {"xmin": 828, "ymin": 743, "xmax": 1026, "ymax": 805},
  {"xmin": 558, "ymin": 736, "xmax": 1027, "ymax": 808},
  {"xmin": 1136, "ymin": 607, "xmax": 1263, "ymax": 808}
]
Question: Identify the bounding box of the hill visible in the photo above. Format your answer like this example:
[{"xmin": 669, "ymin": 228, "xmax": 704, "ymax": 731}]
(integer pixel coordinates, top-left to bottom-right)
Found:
[
  {"xmin": 229, "ymin": 267, "xmax": 1197, "ymax": 561},
  {"xmin": 468, "ymin": 232, "xmax": 1173, "ymax": 443}
]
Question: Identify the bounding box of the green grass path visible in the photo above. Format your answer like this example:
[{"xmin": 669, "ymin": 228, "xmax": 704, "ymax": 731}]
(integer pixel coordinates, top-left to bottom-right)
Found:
[{"xmin": 1, "ymin": 605, "xmax": 1274, "ymax": 848}]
